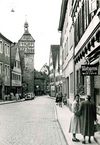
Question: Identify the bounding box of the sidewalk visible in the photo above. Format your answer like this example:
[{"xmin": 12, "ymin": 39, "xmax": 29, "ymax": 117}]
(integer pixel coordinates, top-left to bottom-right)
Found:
[
  {"xmin": 0, "ymin": 99, "xmax": 25, "ymax": 105},
  {"xmin": 55, "ymin": 104, "xmax": 100, "ymax": 145}
]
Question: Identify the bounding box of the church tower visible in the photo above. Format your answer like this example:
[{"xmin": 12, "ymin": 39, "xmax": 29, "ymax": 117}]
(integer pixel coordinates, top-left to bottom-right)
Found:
[{"xmin": 18, "ymin": 21, "xmax": 35, "ymax": 93}]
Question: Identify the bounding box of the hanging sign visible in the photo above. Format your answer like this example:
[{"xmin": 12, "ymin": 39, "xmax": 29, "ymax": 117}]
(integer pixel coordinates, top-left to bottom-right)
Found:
[{"xmin": 81, "ymin": 64, "xmax": 98, "ymax": 75}]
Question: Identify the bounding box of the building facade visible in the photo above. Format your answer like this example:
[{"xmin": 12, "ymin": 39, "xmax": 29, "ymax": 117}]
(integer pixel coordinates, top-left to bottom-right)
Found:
[
  {"xmin": 72, "ymin": 0, "xmax": 100, "ymax": 114},
  {"xmin": 18, "ymin": 21, "xmax": 35, "ymax": 94},
  {"xmin": 10, "ymin": 43, "xmax": 22, "ymax": 97},
  {"xmin": 58, "ymin": 0, "xmax": 100, "ymax": 113},
  {"xmin": 49, "ymin": 45, "xmax": 62, "ymax": 97},
  {"xmin": 58, "ymin": 0, "xmax": 74, "ymax": 106},
  {"xmin": 0, "ymin": 33, "xmax": 12, "ymax": 100}
]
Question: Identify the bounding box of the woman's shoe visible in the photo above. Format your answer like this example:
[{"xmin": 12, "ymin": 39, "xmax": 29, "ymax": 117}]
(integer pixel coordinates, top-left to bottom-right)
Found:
[
  {"xmin": 72, "ymin": 138, "xmax": 79, "ymax": 142},
  {"xmin": 88, "ymin": 139, "xmax": 91, "ymax": 143},
  {"xmin": 75, "ymin": 138, "xmax": 80, "ymax": 142},
  {"xmin": 82, "ymin": 141, "xmax": 86, "ymax": 144}
]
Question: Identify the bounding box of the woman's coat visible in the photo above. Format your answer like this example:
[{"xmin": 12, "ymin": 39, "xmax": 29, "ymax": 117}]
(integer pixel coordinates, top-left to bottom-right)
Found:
[
  {"xmin": 79, "ymin": 100, "xmax": 96, "ymax": 136},
  {"xmin": 69, "ymin": 100, "xmax": 81, "ymax": 133}
]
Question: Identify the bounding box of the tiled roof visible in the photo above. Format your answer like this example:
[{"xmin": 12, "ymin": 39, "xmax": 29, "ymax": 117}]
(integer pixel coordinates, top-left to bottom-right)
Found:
[{"xmin": 0, "ymin": 33, "xmax": 12, "ymax": 43}]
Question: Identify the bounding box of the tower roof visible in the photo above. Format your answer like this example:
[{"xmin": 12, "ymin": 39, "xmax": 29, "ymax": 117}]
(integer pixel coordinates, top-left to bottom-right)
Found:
[{"xmin": 19, "ymin": 21, "xmax": 35, "ymax": 42}]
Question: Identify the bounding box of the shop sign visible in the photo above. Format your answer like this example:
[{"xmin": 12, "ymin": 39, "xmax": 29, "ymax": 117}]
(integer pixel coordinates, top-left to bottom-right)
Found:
[
  {"xmin": 81, "ymin": 65, "xmax": 98, "ymax": 75},
  {"xmin": 89, "ymin": 0, "xmax": 97, "ymax": 13}
]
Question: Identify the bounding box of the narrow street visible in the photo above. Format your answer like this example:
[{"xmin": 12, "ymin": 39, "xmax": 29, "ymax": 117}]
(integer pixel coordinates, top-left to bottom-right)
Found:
[{"xmin": 0, "ymin": 96, "xmax": 67, "ymax": 145}]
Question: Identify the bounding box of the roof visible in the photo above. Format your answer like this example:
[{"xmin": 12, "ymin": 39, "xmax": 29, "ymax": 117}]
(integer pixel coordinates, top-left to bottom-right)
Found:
[
  {"xmin": 58, "ymin": 0, "xmax": 68, "ymax": 31},
  {"xmin": 0, "ymin": 33, "xmax": 12, "ymax": 43},
  {"xmin": 19, "ymin": 32, "xmax": 35, "ymax": 42},
  {"xmin": 51, "ymin": 45, "xmax": 60, "ymax": 70},
  {"xmin": 19, "ymin": 22, "xmax": 35, "ymax": 42}
]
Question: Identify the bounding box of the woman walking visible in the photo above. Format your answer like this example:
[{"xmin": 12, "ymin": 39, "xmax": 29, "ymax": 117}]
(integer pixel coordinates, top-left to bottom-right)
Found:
[{"xmin": 69, "ymin": 94, "xmax": 81, "ymax": 142}]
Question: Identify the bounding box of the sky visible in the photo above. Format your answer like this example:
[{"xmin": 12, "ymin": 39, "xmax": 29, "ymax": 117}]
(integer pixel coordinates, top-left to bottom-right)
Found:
[{"xmin": 0, "ymin": 0, "xmax": 62, "ymax": 71}]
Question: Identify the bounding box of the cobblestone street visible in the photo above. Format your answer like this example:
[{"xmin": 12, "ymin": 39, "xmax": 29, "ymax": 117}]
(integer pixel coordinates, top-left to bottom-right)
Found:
[{"xmin": 0, "ymin": 96, "xmax": 67, "ymax": 145}]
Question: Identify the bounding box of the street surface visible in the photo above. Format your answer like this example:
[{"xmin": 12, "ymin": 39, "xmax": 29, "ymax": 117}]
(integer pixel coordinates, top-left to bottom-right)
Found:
[{"xmin": 0, "ymin": 96, "xmax": 67, "ymax": 145}]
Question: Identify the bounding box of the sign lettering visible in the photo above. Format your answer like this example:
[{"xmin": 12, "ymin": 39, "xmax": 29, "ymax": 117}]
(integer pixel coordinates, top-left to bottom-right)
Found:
[{"xmin": 81, "ymin": 65, "xmax": 98, "ymax": 75}]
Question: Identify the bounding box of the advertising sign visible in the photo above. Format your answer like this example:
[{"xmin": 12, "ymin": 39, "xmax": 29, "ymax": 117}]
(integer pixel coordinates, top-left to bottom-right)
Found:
[{"xmin": 81, "ymin": 64, "xmax": 98, "ymax": 75}]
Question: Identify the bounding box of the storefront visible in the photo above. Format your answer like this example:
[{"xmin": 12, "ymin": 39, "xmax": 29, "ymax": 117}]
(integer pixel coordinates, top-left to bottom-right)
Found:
[{"xmin": 74, "ymin": 41, "xmax": 100, "ymax": 115}]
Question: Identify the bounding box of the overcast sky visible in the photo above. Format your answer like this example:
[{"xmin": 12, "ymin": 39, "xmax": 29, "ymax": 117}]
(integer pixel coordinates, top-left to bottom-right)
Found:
[{"xmin": 0, "ymin": 0, "xmax": 62, "ymax": 71}]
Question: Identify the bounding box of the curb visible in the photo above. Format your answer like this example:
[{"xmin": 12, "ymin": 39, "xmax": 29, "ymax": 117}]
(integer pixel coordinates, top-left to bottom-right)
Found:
[
  {"xmin": 0, "ymin": 99, "xmax": 24, "ymax": 105},
  {"xmin": 57, "ymin": 117, "xmax": 69, "ymax": 145},
  {"xmin": 54, "ymin": 102, "xmax": 68, "ymax": 145},
  {"xmin": 94, "ymin": 134, "xmax": 100, "ymax": 145},
  {"xmin": 94, "ymin": 137, "xmax": 100, "ymax": 145}
]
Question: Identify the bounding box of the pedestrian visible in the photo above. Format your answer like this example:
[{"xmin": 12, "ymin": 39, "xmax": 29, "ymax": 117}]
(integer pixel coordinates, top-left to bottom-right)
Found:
[
  {"xmin": 69, "ymin": 94, "xmax": 81, "ymax": 142},
  {"xmin": 78, "ymin": 95, "xmax": 97, "ymax": 144},
  {"xmin": 55, "ymin": 92, "xmax": 59, "ymax": 105},
  {"xmin": 10, "ymin": 92, "xmax": 14, "ymax": 100},
  {"xmin": 15, "ymin": 93, "xmax": 19, "ymax": 101},
  {"xmin": 63, "ymin": 93, "xmax": 67, "ymax": 105},
  {"xmin": 58, "ymin": 92, "xmax": 63, "ymax": 107}
]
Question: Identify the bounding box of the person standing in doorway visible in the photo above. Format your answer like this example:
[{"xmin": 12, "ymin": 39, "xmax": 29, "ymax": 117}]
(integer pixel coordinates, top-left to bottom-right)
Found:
[
  {"xmin": 69, "ymin": 94, "xmax": 81, "ymax": 142},
  {"xmin": 79, "ymin": 95, "xmax": 97, "ymax": 144}
]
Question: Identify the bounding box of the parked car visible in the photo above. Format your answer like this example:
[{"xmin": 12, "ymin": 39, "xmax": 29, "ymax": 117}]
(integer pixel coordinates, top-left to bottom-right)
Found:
[{"xmin": 24, "ymin": 93, "xmax": 35, "ymax": 100}]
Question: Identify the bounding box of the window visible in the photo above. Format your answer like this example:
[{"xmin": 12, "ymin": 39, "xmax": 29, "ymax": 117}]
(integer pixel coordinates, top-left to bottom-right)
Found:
[
  {"xmin": 64, "ymin": 38, "xmax": 68, "ymax": 59},
  {"xmin": 12, "ymin": 73, "xmax": 21, "ymax": 81},
  {"xmin": 0, "ymin": 63, "xmax": 3, "ymax": 74},
  {"xmin": 5, "ymin": 65, "xmax": 9, "ymax": 76},
  {"xmin": 76, "ymin": 69, "xmax": 85, "ymax": 94},
  {"xmin": 69, "ymin": 26, "xmax": 74, "ymax": 50},
  {"xmin": 14, "ymin": 61, "xmax": 20, "ymax": 68},
  {"xmin": 0, "ymin": 41, "xmax": 3, "ymax": 53},
  {"xmin": 5, "ymin": 43, "xmax": 10, "ymax": 57}
]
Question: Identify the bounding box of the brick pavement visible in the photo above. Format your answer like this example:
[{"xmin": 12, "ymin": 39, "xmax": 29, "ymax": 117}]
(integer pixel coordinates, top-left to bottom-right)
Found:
[{"xmin": 0, "ymin": 96, "xmax": 68, "ymax": 145}]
